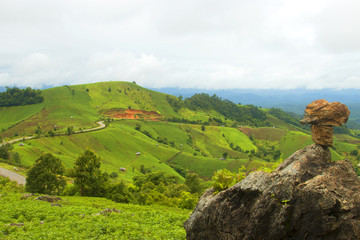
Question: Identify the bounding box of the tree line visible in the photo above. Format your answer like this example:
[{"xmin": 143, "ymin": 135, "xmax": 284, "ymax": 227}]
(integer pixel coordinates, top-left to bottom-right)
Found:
[
  {"xmin": 25, "ymin": 149, "xmax": 206, "ymax": 209},
  {"xmin": 0, "ymin": 87, "xmax": 44, "ymax": 107},
  {"xmin": 167, "ymin": 93, "xmax": 268, "ymax": 126}
]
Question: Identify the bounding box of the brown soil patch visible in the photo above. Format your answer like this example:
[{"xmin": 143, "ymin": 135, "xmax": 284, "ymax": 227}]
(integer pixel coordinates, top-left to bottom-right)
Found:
[{"xmin": 104, "ymin": 109, "xmax": 162, "ymax": 121}]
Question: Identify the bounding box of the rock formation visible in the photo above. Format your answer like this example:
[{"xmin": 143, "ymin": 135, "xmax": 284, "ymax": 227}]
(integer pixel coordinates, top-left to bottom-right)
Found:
[
  {"xmin": 184, "ymin": 144, "xmax": 360, "ymax": 239},
  {"xmin": 300, "ymin": 99, "xmax": 350, "ymax": 146}
]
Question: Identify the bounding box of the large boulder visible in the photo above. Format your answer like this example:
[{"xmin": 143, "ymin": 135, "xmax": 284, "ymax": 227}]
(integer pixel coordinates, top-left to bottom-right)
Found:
[{"xmin": 184, "ymin": 144, "xmax": 360, "ymax": 240}]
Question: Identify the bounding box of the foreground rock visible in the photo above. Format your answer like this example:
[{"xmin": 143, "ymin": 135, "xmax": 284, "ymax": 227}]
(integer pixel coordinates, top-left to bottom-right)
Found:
[
  {"xmin": 184, "ymin": 144, "xmax": 360, "ymax": 239},
  {"xmin": 300, "ymin": 99, "xmax": 350, "ymax": 146}
]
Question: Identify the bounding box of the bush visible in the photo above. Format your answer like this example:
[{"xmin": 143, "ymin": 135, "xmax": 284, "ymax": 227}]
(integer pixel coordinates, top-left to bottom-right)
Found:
[{"xmin": 211, "ymin": 167, "xmax": 246, "ymax": 193}]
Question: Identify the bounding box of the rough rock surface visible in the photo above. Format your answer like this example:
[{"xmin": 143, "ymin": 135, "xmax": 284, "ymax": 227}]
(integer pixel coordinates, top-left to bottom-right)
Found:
[
  {"xmin": 300, "ymin": 99, "xmax": 350, "ymax": 126},
  {"xmin": 311, "ymin": 125, "xmax": 334, "ymax": 147},
  {"xmin": 300, "ymin": 99, "xmax": 350, "ymax": 147},
  {"xmin": 184, "ymin": 144, "xmax": 360, "ymax": 240}
]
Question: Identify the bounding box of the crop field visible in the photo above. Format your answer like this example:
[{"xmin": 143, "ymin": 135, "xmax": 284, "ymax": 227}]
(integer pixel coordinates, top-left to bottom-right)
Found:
[
  {"xmin": 0, "ymin": 192, "xmax": 189, "ymax": 240},
  {"xmin": 334, "ymin": 134, "xmax": 360, "ymax": 144},
  {"xmin": 11, "ymin": 119, "xmax": 266, "ymax": 181},
  {"xmin": 278, "ymin": 131, "xmax": 313, "ymax": 158},
  {"xmin": 239, "ymin": 127, "xmax": 287, "ymax": 141},
  {"xmin": 0, "ymin": 82, "xmax": 181, "ymax": 138},
  {"xmin": 0, "ymin": 103, "xmax": 45, "ymax": 133},
  {"xmin": 15, "ymin": 131, "xmax": 181, "ymax": 182},
  {"xmin": 1, "ymin": 81, "xmax": 358, "ymax": 185}
]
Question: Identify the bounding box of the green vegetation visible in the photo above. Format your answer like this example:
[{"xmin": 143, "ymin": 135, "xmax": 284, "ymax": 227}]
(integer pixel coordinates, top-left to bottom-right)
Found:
[
  {"xmin": 25, "ymin": 153, "xmax": 66, "ymax": 195},
  {"xmin": 268, "ymin": 107, "xmax": 304, "ymax": 129},
  {"xmin": 1, "ymin": 81, "xmax": 360, "ymax": 238},
  {"xmin": 0, "ymin": 87, "xmax": 44, "ymax": 107},
  {"xmin": 1, "ymin": 81, "xmax": 357, "ymax": 181},
  {"xmin": 212, "ymin": 168, "xmax": 246, "ymax": 192},
  {"xmin": 0, "ymin": 176, "xmax": 189, "ymax": 240},
  {"xmin": 184, "ymin": 93, "xmax": 268, "ymax": 126},
  {"xmin": 73, "ymin": 149, "xmax": 108, "ymax": 197}
]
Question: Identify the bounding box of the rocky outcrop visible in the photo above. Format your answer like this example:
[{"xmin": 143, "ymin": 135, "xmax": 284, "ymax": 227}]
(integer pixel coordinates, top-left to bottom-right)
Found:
[
  {"xmin": 184, "ymin": 144, "xmax": 360, "ymax": 240},
  {"xmin": 300, "ymin": 99, "xmax": 350, "ymax": 146}
]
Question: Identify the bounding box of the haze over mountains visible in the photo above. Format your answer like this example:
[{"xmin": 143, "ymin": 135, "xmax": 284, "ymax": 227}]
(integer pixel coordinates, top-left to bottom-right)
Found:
[
  {"xmin": 2, "ymin": 84, "xmax": 360, "ymax": 124},
  {"xmin": 153, "ymin": 87, "xmax": 360, "ymax": 121}
]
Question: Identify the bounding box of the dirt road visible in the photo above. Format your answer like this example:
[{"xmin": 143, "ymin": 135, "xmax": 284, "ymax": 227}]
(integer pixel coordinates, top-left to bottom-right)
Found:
[
  {"xmin": 0, "ymin": 167, "xmax": 26, "ymax": 185},
  {"xmin": 0, "ymin": 121, "xmax": 106, "ymax": 147}
]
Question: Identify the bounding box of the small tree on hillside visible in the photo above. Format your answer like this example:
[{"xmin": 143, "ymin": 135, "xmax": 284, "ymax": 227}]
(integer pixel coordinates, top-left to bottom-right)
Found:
[
  {"xmin": 73, "ymin": 149, "xmax": 108, "ymax": 196},
  {"xmin": 13, "ymin": 152, "xmax": 21, "ymax": 166},
  {"xmin": 26, "ymin": 153, "xmax": 66, "ymax": 194},
  {"xmin": 185, "ymin": 173, "xmax": 203, "ymax": 194},
  {"xmin": 67, "ymin": 126, "xmax": 74, "ymax": 135},
  {"xmin": 0, "ymin": 143, "xmax": 13, "ymax": 160}
]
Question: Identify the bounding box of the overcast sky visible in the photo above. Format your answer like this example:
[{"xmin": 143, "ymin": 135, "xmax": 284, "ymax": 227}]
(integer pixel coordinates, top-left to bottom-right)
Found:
[{"xmin": 1, "ymin": 0, "xmax": 360, "ymax": 90}]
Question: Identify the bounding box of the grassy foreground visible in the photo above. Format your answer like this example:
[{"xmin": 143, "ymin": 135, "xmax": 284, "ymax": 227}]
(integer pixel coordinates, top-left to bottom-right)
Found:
[{"xmin": 0, "ymin": 191, "xmax": 189, "ymax": 239}]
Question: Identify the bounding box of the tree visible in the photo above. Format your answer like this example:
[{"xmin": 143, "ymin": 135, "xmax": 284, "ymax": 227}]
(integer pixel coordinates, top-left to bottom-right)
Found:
[
  {"xmin": 0, "ymin": 143, "xmax": 13, "ymax": 160},
  {"xmin": 222, "ymin": 152, "xmax": 228, "ymax": 159},
  {"xmin": 185, "ymin": 173, "xmax": 203, "ymax": 194},
  {"xmin": 67, "ymin": 126, "xmax": 74, "ymax": 135},
  {"xmin": 201, "ymin": 125, "xmax": 205, "ymax": 131},
  {"xmin": 351, "ymin": 149, "xmax": 359, "ymax": 156},
  {"xmin": 26, "ymin": 153, "xmax": 66, "ymax": 194},
  {"xmin": 35, "ymin": 126, "xmax": 42, "ymax": 137},
  {"xmin": 106, "ymin": 181, "xmax": 133, "ymax": 203},
  {"xmin": 109, "ymin": 172, "xmax": 118, "ymax": 179},
  {"xmin": 47, "ymin": 130, "xmax": 55, "ymax": 137},
  {"xmin": 0, "ymin": 86, "xmax": 44, "ymax": 107},
  {"xmin": 73, "ymin": 149, "xmax": 108, "ymax": 196},
  {"xmin": 13, "ymin": 152, "xmax": 21, "ymax": 166}
]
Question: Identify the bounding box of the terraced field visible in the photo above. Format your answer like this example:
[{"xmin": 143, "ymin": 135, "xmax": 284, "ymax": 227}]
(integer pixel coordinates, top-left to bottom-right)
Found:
[{"xmin": 1, "ymin": 81, "xmax": 359, "ymax": 183}]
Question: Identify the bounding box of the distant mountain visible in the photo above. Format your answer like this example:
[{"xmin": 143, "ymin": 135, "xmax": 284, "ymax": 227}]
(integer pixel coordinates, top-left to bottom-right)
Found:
[
  {"xmin": 152, "ymin": 88, "xmax": 360, "ymax": 123},
  {"xmin": 1, "ymin": 81, "xmax": 359, "ymax": 183}
]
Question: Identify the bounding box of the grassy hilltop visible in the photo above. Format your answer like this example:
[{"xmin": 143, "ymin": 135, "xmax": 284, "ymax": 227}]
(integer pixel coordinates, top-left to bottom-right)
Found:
[
  {"xmin": 1, "ymin": 81, "xmax": 360, "ymax": 181},
  {"xmin": 1, "ymin": 81, "xmax": 360, "ymax": 239}
]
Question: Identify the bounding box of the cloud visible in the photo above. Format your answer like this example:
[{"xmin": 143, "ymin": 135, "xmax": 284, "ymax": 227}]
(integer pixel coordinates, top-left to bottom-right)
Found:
[
  {"xmin": 85, "ymin": 51, "xmax": 166, "ymax": 84},
  {"xmin": 1, "ymin": 0, "xmax": 360, "ymax": 89}
]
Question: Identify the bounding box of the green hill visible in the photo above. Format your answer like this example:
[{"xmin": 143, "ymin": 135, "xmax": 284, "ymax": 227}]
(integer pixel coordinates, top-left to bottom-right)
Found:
[{"xmin": 1, "ymin": 81, "xmax": 359, "ymax": 182}]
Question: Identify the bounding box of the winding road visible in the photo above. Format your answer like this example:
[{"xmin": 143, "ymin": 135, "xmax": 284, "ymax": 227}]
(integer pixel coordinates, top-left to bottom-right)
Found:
[
  {"xmin": 0, "ymin": 121, "xmax": 106, "ymax": 184},
  {"xmin": 0, "ymin": 167, "xmax": 26, "ymax": 185},
  {"xmin": 0, "ymin": 121, "xmax": 106, "ymax": 147}
]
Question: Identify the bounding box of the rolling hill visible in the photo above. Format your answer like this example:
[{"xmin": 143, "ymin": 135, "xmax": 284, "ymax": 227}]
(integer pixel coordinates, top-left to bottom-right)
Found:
[{"xmin": 1, "ymin": 81, "xmax": 360, "ymax": 182}]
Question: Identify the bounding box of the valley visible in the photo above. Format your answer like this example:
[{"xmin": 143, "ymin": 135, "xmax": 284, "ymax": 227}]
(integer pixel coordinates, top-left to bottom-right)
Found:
[
  {"xmin": 0, "ymin": 81, "xmax": 359, "ymax": 239},
  {"xmin": 1, "ymin": 81, "xmax": 359, "ymax": 180}
]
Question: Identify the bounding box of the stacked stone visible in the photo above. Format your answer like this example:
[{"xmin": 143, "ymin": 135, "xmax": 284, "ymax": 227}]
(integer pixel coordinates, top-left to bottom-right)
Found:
[{"xmin": 300, "ymin": 99, "xmax": 350, "ymax": 146}]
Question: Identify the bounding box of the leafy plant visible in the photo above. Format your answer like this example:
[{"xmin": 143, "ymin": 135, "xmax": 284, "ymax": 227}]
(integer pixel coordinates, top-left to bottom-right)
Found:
[
  {"xmin": 26, "ymin": 153, "xmax": 66, "ymax": 195},
  {"xmin": 211, "ymin": 167, "xmax": 246, "ymax": 193}
]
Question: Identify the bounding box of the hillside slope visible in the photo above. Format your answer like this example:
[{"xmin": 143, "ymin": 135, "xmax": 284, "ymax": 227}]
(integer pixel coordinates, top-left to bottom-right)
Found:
[{"xmin": 1, "ymin": 81, "xmax": 359, "ymax": 182}]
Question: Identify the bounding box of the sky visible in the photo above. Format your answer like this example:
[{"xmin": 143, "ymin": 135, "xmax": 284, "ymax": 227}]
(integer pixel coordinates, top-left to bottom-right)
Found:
[{"xmin": 1, "ymin": 0, "xmax": 360, "ymax": 90}]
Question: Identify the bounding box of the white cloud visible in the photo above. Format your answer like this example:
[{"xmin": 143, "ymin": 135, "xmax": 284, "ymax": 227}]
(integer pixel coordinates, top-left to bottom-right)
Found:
[
  {"xmin": 1, "ymin": 0, "xmax": 360, "ymax": 89},
  {"xmin": 85, "ymin": 51, "xmax": 166, "ymax": 85},
  {"xmin": 0, "ymin": 73, "xmax": 10, "ymax": 86}
]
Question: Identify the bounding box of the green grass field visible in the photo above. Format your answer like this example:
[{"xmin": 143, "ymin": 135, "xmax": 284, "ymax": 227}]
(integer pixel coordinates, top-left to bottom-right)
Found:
[
  {"xmin": 278, "ymin": 131, "xmax": 313, "ymax": 158},
  {"xmin": 0, "ymin": 82, "xmax": 181, "ymax": 139},
  {"xmin": 0, "ymin": 103, "xmax": 44, "ymax": 133},
  {"xmin": 0, "ymin": 192, "xmax": 189, "ymax": 239},
  {"xmin": 12, "ymin": 120, "xmax": 263, "ymax": 180},
  {"xmin": 1, "ymin": 81, "xmax": 359, "ymax": 183}
]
